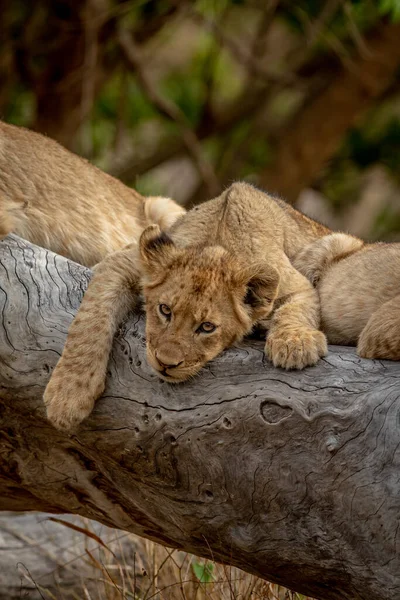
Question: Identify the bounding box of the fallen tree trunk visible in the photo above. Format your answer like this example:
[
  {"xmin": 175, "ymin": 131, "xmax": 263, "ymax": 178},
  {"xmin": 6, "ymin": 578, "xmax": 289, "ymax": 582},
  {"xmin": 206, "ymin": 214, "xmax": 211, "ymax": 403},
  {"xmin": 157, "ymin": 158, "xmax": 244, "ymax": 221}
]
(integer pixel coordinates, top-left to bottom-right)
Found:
[{"xmin": 0, "ymin": 234, "xmax": 399, "ymax": 600}]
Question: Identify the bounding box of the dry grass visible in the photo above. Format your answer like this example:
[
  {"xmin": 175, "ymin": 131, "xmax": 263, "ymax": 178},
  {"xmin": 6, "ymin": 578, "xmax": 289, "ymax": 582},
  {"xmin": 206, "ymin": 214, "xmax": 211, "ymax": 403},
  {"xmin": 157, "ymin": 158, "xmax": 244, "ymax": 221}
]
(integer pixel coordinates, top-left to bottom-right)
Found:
[{"xmin": 20, "ymin": 517, "xmax": 316, "ymax": 600}]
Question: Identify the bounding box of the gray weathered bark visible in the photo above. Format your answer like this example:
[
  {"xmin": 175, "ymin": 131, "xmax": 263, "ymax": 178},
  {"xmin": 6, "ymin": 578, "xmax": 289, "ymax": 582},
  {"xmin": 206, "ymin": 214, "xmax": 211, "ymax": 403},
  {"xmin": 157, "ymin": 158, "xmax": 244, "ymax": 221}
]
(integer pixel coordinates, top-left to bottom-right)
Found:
[{"xmin": 0, "ymin": 234, "xmax": 399, "ymax": 600}]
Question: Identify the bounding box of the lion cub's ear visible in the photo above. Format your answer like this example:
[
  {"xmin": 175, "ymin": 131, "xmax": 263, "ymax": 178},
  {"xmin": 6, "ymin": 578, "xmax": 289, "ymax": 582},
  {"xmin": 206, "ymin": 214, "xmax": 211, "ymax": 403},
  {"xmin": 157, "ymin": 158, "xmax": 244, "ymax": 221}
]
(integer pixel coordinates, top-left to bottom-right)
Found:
[
  {"xmin": 243, "ymin": 265, "xmax": 280, "ymax": 321},
  {"xmin": 139, "ymin": 225, "xmax": 177, "ymax": 273}
]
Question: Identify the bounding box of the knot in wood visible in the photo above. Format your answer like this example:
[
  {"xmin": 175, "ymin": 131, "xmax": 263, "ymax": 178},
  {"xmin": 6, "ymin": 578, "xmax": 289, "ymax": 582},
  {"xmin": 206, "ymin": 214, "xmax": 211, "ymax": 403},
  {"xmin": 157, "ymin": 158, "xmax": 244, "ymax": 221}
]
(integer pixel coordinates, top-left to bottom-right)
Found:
[
  {"xmin": 326, "ymin": 435, "xmax": 340, "ymax": 452},
  {"xmin": 260, "ymin": 400, "xmax": 293, "ymax": 424}
]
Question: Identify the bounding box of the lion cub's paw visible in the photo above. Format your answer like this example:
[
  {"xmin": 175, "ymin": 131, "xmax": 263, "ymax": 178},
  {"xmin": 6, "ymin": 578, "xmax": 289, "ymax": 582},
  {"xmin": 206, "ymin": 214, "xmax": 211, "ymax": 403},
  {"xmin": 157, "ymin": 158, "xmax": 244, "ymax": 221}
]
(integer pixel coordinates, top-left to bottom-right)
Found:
[
  {"xmin": 44, "ymin": 360, "xmax": 102, "ymax": 431},
  {"xmin": 265, "ymin": 327, "xmax": 327, "ymax": 370}
]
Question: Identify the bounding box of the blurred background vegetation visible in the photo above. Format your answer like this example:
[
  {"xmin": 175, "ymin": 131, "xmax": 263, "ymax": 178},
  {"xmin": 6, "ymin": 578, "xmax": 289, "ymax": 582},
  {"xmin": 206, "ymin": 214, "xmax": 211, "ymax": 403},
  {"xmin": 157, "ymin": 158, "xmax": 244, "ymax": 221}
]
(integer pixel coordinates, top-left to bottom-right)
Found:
[{"xmin": 2, "ymin": 0, "xmax": 400, "ymax": 239}]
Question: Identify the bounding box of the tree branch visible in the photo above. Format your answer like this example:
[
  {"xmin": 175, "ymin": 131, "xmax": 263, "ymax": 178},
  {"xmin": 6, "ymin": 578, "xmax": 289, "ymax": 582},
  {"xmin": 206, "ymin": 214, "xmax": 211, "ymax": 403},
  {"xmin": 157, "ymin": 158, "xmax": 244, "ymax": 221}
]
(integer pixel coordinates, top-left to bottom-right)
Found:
[
  {"xmin": 187, "ymin": 4, "xmax": 299, "ymax": 86},
  {"xmin": 0, "ymin": 234, "xmax": 399, "ymax": 600},
  {"xmin": 109, "ymin": 83, "xmax": 273, "ymax": 186}
]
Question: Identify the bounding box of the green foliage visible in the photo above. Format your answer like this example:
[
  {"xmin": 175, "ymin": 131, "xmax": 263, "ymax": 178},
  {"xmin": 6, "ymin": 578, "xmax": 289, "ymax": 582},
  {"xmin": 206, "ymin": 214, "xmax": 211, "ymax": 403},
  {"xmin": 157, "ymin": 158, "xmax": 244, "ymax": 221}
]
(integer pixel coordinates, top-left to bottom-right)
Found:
[
  {"xmin": 282, "ymin": 0, "xmax": 381, "ymax": 49},
  {"xmin": 379, "ymin": 0, "xmax": 400, "ymax": 21},
  {"xmin": 348, "ymin": 119, "xmax": 400, "ymax": 175},
  {"xmin": 160, "ymin": 30, "xmax": 242, "ymax": 126},
  {"xmin": 240, "ymin": 137, "xmax": 273, "ymax": 178},
  {"xmin": 195, "ymin": 0, "xmax": 231, "ymax": 17},
  {"xmin": 320, "ymin": 159, "xmax": 362, "ymax": 212},
  {"xmin": 162, "ymin": 68, "xmax": 205, "ymax": 127},
  {"xmin": 94, "ymin": 72, "xmax": 158, "ymax": 126},
  {"xmin": 5, "ymin": 85, "xmax": 34, "ymax": 126},
  {"xmin": 191, "ymin": 559, "xmax": 215, "ymax": 583},
  {"xmin": 320, "ymin": 90, "xmax": 400, "ymax": 221},
  {"xmin": 341, "ymin": 87, "xmax": 400, "ymax": 182},
  {"xmin": 373, "ymin": 205, "xmax": 400, "ymax": 239},
  {"xmin": 120, "ymin": 0, "xmax": 175, "ymax": 28},
  {"xmin": 134, "ymin": 175, "xmax": 164, "ymax": 198},
  {"xmin": 90, "ymin": 119, "xmax": 115, "ymax": 162}
]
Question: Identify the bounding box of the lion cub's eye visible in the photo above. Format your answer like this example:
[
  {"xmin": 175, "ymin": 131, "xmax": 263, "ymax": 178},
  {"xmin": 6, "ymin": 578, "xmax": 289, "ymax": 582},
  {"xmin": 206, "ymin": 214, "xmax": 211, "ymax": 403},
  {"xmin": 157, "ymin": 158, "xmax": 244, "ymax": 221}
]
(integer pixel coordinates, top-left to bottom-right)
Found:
[
  {"xmin": 197, "ymin": 322, "xmax": 216, "ymax": 334},
  {"xmin": 159, "ymin": 304, "xmax": 172, "ymax": 318}
]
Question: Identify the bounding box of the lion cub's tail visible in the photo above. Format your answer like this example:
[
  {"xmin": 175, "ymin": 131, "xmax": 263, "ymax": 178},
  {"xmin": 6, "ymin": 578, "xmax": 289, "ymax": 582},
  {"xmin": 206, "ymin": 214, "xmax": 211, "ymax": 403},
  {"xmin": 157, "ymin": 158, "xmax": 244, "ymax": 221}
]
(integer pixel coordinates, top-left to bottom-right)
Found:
[
  {"xmin": 293, "ymin": 233, "xmax": 364, "ymax": 285},
  {"xmin": 144, "ymin": 196, "xmax": 186, "ymax": 231}
]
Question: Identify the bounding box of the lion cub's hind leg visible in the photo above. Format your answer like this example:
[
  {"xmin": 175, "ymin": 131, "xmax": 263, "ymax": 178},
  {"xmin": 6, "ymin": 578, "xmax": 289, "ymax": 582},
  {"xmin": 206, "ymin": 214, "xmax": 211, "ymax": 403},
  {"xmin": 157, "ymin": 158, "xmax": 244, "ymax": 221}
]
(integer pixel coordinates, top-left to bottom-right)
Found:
[
  {"xmin": 0, "ymin": 197, "xmax": 13, "ymax": 239},
  {"xmin": 358, "ymin": 294, "xmax": 400, "ymax": 360}
]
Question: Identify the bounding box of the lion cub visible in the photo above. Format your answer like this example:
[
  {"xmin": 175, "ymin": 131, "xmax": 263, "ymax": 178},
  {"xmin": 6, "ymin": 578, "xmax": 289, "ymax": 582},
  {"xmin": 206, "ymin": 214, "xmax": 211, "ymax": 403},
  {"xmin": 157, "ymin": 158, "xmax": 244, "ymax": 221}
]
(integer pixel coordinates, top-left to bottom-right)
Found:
[
  {"xmin": 293, "ymin": 233, "xmax": 400, "ymax": 359},
  {"xmin": 44, "ymin": 182, "xmax": 331, "ymax": 430},
  {"xmin": 0, "ymin": 120, "xmax": 185, "ymax": 266}
]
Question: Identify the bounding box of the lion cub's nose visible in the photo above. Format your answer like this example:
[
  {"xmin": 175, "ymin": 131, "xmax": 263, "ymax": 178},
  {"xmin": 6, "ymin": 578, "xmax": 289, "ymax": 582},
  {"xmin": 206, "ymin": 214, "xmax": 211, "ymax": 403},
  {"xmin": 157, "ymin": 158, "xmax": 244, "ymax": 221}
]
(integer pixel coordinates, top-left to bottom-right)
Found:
[{"xmin": 155, "ymin": 350, "xmax": 184, "ymax": 370}]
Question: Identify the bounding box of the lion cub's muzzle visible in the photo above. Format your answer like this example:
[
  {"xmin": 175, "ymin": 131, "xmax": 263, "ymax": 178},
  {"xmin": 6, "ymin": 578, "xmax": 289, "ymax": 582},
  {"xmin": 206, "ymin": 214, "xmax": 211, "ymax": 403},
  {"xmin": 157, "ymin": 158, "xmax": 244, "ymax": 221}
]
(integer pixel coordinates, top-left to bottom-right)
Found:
[{"xmin": 148, "ymin": 341, "xmax": 190, "ymax": 381}]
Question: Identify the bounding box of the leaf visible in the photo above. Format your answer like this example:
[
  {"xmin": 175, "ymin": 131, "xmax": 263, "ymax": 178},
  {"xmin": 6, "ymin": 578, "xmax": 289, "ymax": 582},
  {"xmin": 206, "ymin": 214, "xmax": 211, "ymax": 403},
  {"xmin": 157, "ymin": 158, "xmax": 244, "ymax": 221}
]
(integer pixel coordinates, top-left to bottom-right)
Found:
[
  {"xmin": 192, "ymin": 560, "xmax": 215, "ymax": 583},
  {"xmin": 379, "ymin": 0, "xmax": 400, "ymax": 21}
]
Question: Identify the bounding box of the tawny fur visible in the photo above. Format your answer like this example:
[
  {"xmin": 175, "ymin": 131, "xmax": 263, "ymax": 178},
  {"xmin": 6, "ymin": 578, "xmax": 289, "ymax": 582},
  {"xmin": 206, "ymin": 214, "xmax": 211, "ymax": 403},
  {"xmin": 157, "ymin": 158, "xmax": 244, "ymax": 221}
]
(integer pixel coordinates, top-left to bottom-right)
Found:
[
  {"xmin": 0, "ymin": 121, "xmax": 185, "ymax": 266},
  {"xmin": 45, "ymin": 182, "xmax": 331, "ymax": 430},
  {"xmin": 293, "ymin": 233, "xmax": 400, "ymax": 359}
]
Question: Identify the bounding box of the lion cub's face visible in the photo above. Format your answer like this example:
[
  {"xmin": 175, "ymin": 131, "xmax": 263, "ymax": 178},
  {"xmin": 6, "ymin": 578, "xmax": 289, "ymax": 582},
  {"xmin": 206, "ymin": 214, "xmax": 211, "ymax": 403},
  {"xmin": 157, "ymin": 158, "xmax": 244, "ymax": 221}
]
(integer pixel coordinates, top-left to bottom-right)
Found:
[{"xmin": 139, "ymin": 226, "xmax": 279, "ymax": 382}]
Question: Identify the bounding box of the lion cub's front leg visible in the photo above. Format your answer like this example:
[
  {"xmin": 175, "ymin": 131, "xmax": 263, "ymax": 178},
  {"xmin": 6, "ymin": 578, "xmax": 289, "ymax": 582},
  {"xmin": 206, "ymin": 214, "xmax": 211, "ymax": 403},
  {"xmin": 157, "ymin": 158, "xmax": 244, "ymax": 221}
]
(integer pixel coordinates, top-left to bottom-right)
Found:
[
  {"xmin": 44, "ymin": 245, "xmax": 141, "ymax": 431},
  {"xmin": 265, "ymin": 259, "xmax": 327, "ymax": 369}
]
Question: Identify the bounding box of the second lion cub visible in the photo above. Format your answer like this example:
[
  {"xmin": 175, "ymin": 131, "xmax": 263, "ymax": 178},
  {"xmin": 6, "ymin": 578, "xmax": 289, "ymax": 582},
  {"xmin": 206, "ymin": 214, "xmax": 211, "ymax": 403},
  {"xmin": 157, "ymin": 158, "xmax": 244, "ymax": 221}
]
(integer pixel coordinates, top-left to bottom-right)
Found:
[
  {"xmin": 0, "ymin": 120, "xmax": 185, "ymax": 266},
  {"xmin": 293, "ymin": 233, "xmax": 400, "ymax": 359}
]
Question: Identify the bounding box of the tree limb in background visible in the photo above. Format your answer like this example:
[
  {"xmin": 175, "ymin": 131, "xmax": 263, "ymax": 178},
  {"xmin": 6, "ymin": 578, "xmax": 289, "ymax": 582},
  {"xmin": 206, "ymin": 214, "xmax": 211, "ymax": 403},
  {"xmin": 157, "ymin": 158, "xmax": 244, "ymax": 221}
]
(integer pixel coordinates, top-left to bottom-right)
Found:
[
  {"xmin": 109, "ymin": 83, "xmax": 273, "ymax": 185},
  {"xmin": 79, "ymin": 0, "xmax": 102, "ymax": 156},
  {"xmin": 134, "ymin": 2, "xmax": 182, "ymax": 45},
  {"xmin": 342, "ymin": 1, "xmax": 372, "ymax": 58},
  {"xmin": 244, "ymin": 0, "xmax": 281, "ymax": 86},
  {"xmin": 296, "ymin": 0, "xmax": 344, "ymax": 50},
  {"xmin": 0, "ymin": 234, "xmax": 399, "ymax": 600},
  {"xmin": 31, "ymin": 0, "xmax": 113, "ymax": 148},
  {"xmin": 187, "ymin": 3, "xmax": 299, "ymax": 86},
  {"xmin": 260, "ymin": 20, "xmax": 400, "ymax": 202},
  {"xmin": 199, "ymin": 4, "xmax": 232, "ymax": 130},
  {"xmin": 119, "ymin": 28, "xmax": 220, "ymax": 197}
]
